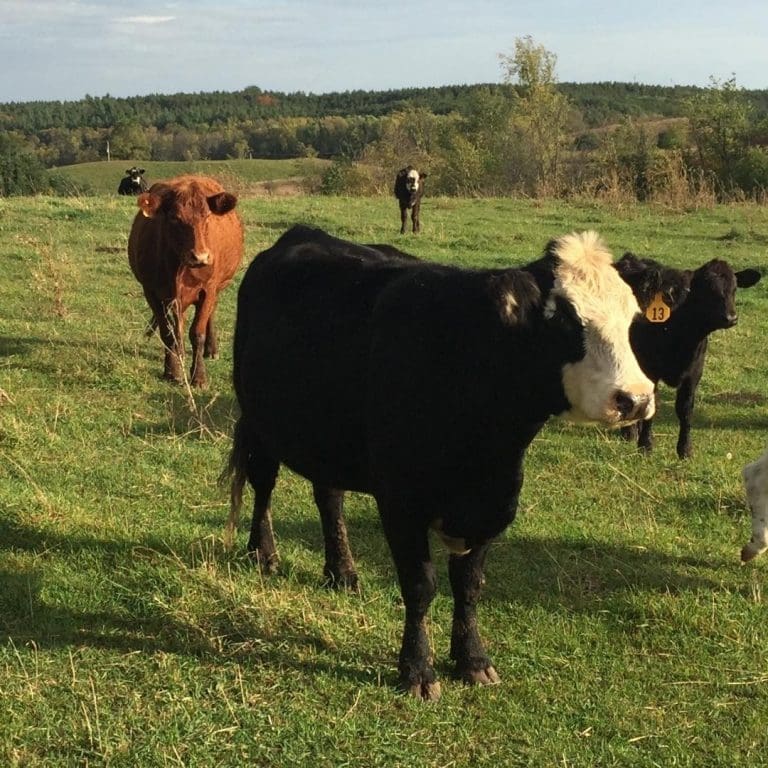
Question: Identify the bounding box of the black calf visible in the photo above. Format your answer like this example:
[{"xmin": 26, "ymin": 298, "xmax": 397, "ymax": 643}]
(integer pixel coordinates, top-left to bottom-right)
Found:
[
  {"xmin": 615, "ymin": 253, "xmax": 761, "ymax": 458},
  {"xmin": 394, "ymin": 166, "xmax": 426, "ymax": 234}
]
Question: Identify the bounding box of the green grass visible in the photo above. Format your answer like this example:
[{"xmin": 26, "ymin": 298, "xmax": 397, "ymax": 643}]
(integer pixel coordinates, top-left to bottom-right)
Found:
[
  {"xmin": 2, "ymin": 192, "xmax": 768, "ymax": 766},
  {"xmin": 49, "ymin": 158, "xmax": 331, "ymax": 196}
]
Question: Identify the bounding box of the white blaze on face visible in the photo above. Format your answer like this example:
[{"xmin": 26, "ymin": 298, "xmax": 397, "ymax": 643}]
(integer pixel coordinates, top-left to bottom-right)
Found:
[
  {"xmin": 406, "ymin": 169, "xmax": 420, "ymax": 192},
  {"xmin": 552, "ymin": 231, "xmax": 655, "ymax": 425},
  {"xmin": 742, "ymin": 449, "xmax": 768, "ymax": 562}
]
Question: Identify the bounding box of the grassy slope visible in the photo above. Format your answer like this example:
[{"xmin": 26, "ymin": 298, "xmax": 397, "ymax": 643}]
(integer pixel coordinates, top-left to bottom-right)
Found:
[
  {"xmin": 1, "ymin": 193, "xmax": 768, "ymax": 766},
  {"xmin": 50, "ymin": 158, "xmax": 331, "ymax": 196}
]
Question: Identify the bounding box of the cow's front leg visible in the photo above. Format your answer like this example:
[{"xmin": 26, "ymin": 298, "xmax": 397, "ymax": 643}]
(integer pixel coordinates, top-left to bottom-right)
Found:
[
  {"xmin": 448, "ymin": 541, "xmax": 499, "ymax": 686},
  {"xmin": 620, "ymin": 423, "xmax": 638, "ymax": 442},
  {"xmin": 189, "ymin": 294, "xmax": 217, "ymax": 387},
  {"xmin": 142, "ymin": 290, "xmax": 183, "ymax": 382},
  {"xmin": 675, "ymin": 373, "xmax": 700, "ymax": 459},
  {"xmin": 412, "ymin": 201, "xmax": 421, "ymax": 233},
  {"xmin": 381, "ymin": 512, "xmax": 440, "ymax": 700},
  {"xmin": 399, "ymin": 205, "xmax": 408, "ymax": 235},
  {"xmin": 637, "ymin": 417, "xmax": 654, "ymax": 452},
  {"xmin": 204, "ymin": 315, "xmax": 219, "ymax": 359},
  {"xmin": 313, "ymin": 485, "xmax": 358, "ymax": 591},
  {"xmin": 159, "ymin": 298, "xmax": 184, "ymax": 383}
]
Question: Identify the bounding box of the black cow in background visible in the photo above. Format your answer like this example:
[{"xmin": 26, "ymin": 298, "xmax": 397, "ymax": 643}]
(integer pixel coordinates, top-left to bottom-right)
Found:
[
  {"xmin": 225, "ymin": 225, "xmax": 655, "ymax": 700},
  {"xmin": 394, "ymin": 165, "xmax": 426, "ymax": 234},
  {"xmin": 615, "ymin": 253, "xmax": 761, "ymax": 458},
  {"xmin": 118, "ymin": 167, "xmax": 148, "ymax": 195}
]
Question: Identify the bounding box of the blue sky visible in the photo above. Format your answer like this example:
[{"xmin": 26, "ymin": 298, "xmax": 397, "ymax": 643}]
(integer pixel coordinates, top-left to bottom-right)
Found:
[{"xmin": 1, "ymin": 0, "xmax": 766, "ymax": 103}]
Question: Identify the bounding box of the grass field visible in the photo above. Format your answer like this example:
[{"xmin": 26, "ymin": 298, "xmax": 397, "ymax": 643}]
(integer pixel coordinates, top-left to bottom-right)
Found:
[
  {"xmin": 50, "ymin": 158, "xmax": 331, "ymax": 196},
  {"xmin": 2, "ymin": 189, "xmax": 768, "ymax": 766}
]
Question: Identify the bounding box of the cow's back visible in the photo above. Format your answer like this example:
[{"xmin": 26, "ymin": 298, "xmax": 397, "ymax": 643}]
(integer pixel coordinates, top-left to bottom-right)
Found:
[{"xmin": 234, "ymin": 233, "xmax": 415, "ymax": 490}]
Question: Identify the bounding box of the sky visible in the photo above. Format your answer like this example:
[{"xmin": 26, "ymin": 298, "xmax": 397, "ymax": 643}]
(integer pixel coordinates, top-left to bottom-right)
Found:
[{"xmin": 1, "ymin": 0, "xmax": 767, "ymax": 104}]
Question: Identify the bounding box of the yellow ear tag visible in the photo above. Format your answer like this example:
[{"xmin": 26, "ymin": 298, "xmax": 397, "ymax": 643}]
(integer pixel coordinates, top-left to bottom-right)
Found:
[{"xmin": 645, "ymin": 292, "xmax": 670, "ymax": 323}]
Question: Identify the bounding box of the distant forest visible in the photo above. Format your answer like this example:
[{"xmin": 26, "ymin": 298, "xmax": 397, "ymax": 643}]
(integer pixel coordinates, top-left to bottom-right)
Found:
[
  {"xmin": 2, "ymin": 76, "xmax": 768, "ymax": 201},
  {"xmin": 1, "ymin": 81, "xmax": 765, "ymax": 168}
]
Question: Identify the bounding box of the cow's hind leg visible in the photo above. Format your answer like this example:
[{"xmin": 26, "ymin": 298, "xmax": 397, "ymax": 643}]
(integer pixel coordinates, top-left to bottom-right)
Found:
[
  {"xmin": 448, "ymin": 542, "xmax": 500, "ymax": 686},
  {"xmin": 312, "ymin": 485, "xmax": 358, "ymax": 591},
  {"xmin": 245, "ymin": 450, "xmax": 280, "ymax": 573},
  {"xmin": 380, "ymin": 506, "xmax": 440, "ymax": 700},
  {"xmin": 227, "ymin": 419, "xmax": 280, "ymax": 572}
]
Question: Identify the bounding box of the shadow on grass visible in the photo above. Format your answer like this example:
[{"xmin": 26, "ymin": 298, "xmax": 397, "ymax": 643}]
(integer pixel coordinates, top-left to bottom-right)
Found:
[
  {"xmin": 128, "ymin": 388, "xmax": 239, "ymax": 439},
  {"xmin": 1, "ymin": 495, "xmax": 746, "ymax": 689}
]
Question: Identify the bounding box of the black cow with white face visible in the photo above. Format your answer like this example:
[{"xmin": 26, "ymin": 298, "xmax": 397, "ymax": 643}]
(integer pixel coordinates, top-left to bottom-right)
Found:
[
  {"xmin": 615, "ymin": 253, "xmax": 761, "ymax": 458},
  {"xmin": 118, "ymin": 167, "xmax": 148, "ymax": 195},
  {"xmin": 226, "ymin": 225, "xmax": 654, "ymax": 700},
  {"xmin": 394, "ymin": 166, "xmax": 426, "ymax": 234}
]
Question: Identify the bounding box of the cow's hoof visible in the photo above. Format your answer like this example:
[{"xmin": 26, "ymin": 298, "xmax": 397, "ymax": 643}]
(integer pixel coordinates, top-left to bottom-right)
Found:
[
  {"xmin": 404, "ymin": 680, "xmax": 441, "ymax": 701},
  {"xmin": 323, "ymin": 568, "xmax": 360, "ymax": 593},
  {"xmin": 162, "ymin": 371, "xmax": 183, "ymax": 384},
  {"xmin": 620, "ymin": 425, "xmax": 637, "ymax": 441},
  {"xmin": 741, "ymin": 542, "xmax": 765, "ymax": 563},
  {"xmin": 248, "ymin": 549, "xmax": 279, "ymax": 574},
  {"xmin": 459, "ymin": 664, "xmax": 501, "ymax": 686}
]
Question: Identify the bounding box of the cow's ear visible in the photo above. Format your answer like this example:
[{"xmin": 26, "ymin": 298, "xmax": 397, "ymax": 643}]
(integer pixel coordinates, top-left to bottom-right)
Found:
[
  {"xmin": 420, "ymin": 172, "xmax": 428, "ymax": 179},
  {"xmin": 614, "ymin": 252, "xmax": 644, "ymax": 278},
  {"xmin": 614, "ymin": 253, "xmax": 647, "ymax": 292},
  {"xmin": 542, "ymin": 293, "xmax": 585, "ymax": 364},
  {"xmin": 137, "ymin": 192, "xmax": 160, "ymax": 218},
  {"xmin": 736, "ymin": 268, "xmax": 761, "ymax": 288},
  {"xmin": 208, "ymin": 192, "xmax": 237, "ymax": 215},
  {"xmin": 139, "ymin": 169, "xmax": 146, "ymax": 174}
]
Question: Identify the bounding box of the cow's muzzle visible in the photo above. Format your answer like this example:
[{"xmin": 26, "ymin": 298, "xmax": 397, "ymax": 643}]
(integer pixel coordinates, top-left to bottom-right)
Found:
[
  {"xmin": 614, "ymin": 390, "xmax": 654, "ymax": 423},
  {"xmin": 186, "ymin": 251, "xmax": 210, "ymax": 267}
]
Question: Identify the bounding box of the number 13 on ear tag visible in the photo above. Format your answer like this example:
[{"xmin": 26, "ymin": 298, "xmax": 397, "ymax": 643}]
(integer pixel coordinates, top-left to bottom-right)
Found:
[{"xmin": 646, "ymin": 292, "xmax": 671, "ymax": 323}]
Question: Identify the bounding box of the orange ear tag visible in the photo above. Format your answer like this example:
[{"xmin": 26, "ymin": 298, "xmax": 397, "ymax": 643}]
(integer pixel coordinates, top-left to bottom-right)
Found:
[{"xmin": 645, "ymin": 292, "xmax": 670, "ymax": 323}]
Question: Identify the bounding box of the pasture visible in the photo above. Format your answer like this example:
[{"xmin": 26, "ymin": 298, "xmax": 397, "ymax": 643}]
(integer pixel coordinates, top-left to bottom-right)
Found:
[
  {"xmin": 1, "ymin": 190, "xmax": 768, "ymax": 766},
  {"xmin": 50, "ymin": 158, "xmax": 331, "ymax": 197}
]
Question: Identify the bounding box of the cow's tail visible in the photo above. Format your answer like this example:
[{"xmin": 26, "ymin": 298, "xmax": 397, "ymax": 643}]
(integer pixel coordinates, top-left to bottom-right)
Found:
[{"xmin": 222, "ymin": 415, "xmax": 249, "ymax": 550}]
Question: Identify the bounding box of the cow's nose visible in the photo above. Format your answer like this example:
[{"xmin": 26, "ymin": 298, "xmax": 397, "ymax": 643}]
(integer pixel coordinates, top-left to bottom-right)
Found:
[
  {"xmin": 615, "ymin": 391, "xmax": 653, "ymax": 422},
  {"xmin": 189, "ymin": 251, "xmax": 210, "ymax": 266},
  {"xmin": 726, "ymin": 313, "xmax": 738, "ymax": 327}
]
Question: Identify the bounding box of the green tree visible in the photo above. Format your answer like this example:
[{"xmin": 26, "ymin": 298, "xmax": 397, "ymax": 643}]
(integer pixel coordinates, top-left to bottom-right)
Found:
[
  {"xmin": 0, "ymin": 134, "xmax": 49, "ymax": 195},
  {"xmin": 109, "ymin": 122, "xmax": 151, "ymax": 160},
  {"xmin": 684, "ymin": 76, "xmax": 752, "ymax": 194},
  {"xmin": 498, "ymin": 36, "xmax": 575, "ymax": 194}
]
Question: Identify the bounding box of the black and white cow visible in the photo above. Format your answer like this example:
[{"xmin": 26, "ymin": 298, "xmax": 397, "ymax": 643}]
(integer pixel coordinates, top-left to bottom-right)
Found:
[
  {"xmin": 394, "ymin": 166, "xmax": 426, "ymax": 234},
  {"xmin": 225, "ymin": 225, "xmax": 654, "ymax": 700},
  {"xmin": 742, "ymin": 446, "xmax": 768, "ymax": 563},
  {"xmin": 615, "ymin": 253, "xmax": 761, "ymax": 458},
  {"xmin": 118, "ymin": 167, "xmax": 148, "ymax": 195}
]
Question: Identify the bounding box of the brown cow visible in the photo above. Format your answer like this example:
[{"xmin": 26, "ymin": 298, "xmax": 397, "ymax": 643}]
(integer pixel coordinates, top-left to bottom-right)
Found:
[{"xmin": 128, "ymin": 175, "xmax": 244, "ymax": 387}]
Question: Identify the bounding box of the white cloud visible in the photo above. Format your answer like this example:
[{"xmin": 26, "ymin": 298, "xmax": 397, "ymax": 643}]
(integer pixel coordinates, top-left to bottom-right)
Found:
[{"xmin": 118, "ymin": 16, "xmax": 175, "ymax": 24}]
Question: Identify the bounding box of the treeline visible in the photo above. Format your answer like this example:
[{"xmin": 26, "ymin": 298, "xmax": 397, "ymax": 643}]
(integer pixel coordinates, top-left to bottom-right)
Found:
[
  {"xmin": 2, "ymin": 45, "xmax": 768, "ymax": 203},
  {"xmin": 4, "ymin": 80, "xmax": 768, "ymax": 171},
  {"xmin": 5, "ymin": 81, "xmax": 743, "ymax": 132}
]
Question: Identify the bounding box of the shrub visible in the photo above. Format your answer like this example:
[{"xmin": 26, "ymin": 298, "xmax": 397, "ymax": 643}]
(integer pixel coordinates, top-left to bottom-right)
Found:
[{"xmin": 0, "ymin": 135, "xmax": 50, "ymax": 195}]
